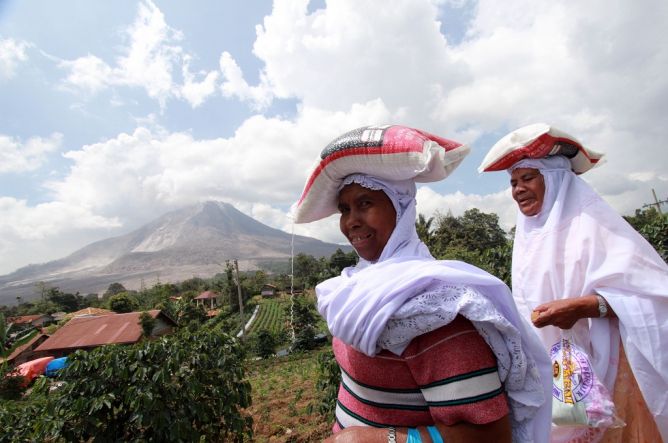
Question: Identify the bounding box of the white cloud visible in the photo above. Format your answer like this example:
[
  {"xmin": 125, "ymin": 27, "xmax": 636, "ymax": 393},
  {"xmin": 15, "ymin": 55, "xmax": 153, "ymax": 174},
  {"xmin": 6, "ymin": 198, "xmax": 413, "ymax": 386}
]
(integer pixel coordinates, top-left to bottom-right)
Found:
[
  {"xmin": 0, "ymin": 197, "xmax": 122, "ymax": 275},
  {"xmin": 0, "ymin": 133, "xmax": 63, "ymax": 173},
  {"xmin": 251, "ymin": 0, "xmax": 467, "ymax": 123},
  {"xmin": 219, "ymin": 51, "xmax": 273, "ymax": 110},
  {"xmin": 42, "ymin": 100, "xmax": 393, "ymax": 227},
  {"xmin": 113, "ymin": 0, "xmax": 182, "ymax": 107},
  {"xmin": 0, "ymin": 197, "xmax": 120, "ymax": 241},
  {"xmin": 0, "ymin": 37, "xmax": 29, "ymax": 79},
  {"xmin": 59, "ymin": 55, "xmax": 113, "ymax": 94},
  {"xmin": 180, "ymin": 57, "xmax": 220, "ymax": 108},
  {"xmin": 59, "ymin": 0, "xmax": 219, "ymax": 108}
]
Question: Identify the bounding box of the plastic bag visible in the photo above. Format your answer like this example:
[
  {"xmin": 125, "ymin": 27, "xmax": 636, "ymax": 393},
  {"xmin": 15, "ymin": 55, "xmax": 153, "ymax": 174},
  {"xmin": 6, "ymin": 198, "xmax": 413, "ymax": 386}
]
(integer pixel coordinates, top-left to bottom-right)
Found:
[{"xmin": 550, "ymin": 333, "xmax": 621, "ymax": 429}]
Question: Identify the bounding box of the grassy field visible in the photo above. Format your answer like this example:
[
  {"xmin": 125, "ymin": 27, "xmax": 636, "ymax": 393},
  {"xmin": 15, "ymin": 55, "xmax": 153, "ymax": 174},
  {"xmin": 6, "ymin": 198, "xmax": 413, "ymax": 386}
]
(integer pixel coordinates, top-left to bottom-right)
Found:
[{"xmin": 247, "ymin": 349, "xmax": 333, "ymax": 442}]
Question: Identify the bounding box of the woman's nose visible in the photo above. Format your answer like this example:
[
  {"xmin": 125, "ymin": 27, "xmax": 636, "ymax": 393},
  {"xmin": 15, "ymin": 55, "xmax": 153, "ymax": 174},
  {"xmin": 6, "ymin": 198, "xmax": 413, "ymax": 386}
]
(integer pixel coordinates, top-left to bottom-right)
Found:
[{"xmin": 344, "ymin": 209, "xmax": 362, "ymax": 229}]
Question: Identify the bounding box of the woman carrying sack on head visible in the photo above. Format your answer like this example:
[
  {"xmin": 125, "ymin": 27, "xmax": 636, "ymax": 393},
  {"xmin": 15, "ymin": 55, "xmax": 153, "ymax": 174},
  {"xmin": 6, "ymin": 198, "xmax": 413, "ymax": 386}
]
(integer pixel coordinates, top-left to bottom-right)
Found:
[
  {"xmin": 292, "ymin": 125, "xmax": 552, "ymax": 443},
  {"xmin": 479, "ymin": 123, "xmax": 668, "ymax": 443}
]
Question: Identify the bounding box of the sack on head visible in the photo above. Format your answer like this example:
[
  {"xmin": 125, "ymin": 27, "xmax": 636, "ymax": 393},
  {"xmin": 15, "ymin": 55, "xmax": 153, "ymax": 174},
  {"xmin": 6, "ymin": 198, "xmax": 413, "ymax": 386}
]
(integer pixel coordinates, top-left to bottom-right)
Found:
[
  {"xmin": 478, "ymin": 123, "xmax": 603, "ymax": 174},
  {"xmin": 292, "ymin": 125, "xmax": 469, "ymax": 224}
]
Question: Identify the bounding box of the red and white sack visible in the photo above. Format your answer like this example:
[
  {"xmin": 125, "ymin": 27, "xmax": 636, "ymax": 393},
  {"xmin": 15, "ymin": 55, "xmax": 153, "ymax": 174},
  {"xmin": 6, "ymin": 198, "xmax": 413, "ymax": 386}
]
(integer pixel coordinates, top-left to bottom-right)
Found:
[
  {"xmin": 292, "ymin": 125, "xmax": 469, "ymax": 223},
  {"xmin": 478, "ymin": 123, "xmax": 604, "ymax": 174}
]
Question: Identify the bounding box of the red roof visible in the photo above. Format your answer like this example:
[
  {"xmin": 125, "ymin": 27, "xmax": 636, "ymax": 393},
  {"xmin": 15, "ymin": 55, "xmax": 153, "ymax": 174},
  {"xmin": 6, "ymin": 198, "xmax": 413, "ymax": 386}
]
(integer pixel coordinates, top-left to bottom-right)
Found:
[
  {"xmin": 7, "ymin": 315, "xmax": 46, "ymax": 324},
  {"xmin": 34, "ymin": 310, "xmax": 172, "ymax": 352},
  {"xmin": 2, "ymin": 333, "xmax": 49, "ymax": 363},
  {"xmin": 194, "ymin": 290, "xmax": 218, "ymax": 300}
]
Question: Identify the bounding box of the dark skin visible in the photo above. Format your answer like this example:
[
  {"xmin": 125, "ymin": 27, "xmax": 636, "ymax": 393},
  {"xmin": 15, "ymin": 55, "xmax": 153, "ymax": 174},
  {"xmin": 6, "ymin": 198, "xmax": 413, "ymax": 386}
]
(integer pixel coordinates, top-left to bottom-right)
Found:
[
  {"xmin": 326, "ymin": 184, "xmax": 513, "ymax": 443},
  {"xmin": 510, "ymin": 168, "xmax": 617, "ymax": 328},
  {"xmin": 337, "ymin": 183, "xmax": 397, "ymax": 262},
  {"xmin": 510, "ymin": 167, "xmax": 545, "ymax": 217}
]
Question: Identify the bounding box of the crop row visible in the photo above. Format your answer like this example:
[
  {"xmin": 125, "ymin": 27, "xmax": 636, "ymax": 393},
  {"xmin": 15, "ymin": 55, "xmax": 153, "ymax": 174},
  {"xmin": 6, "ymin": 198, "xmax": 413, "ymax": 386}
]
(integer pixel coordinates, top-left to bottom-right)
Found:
[{"xmin": 249, "ymin": 298, "xmax": 288, "ymax": 335}]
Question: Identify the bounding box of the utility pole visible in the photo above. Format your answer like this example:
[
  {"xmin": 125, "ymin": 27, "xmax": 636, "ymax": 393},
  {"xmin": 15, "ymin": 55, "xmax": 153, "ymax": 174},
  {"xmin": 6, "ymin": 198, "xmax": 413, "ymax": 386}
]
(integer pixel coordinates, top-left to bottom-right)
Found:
[
  {"xmin": 234, "ymin": 259, "xmax": 245, "ymax": 339},
  {"xmin": 642, "ymin": 188, "xmax": 667, "ymax": 215}
]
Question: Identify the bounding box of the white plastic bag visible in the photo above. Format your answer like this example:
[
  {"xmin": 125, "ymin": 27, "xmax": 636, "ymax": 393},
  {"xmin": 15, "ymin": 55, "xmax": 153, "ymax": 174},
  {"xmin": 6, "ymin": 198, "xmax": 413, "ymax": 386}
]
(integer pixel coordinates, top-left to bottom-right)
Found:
[{"xmin": 550, "ymin": 333, "xmax": 621, "ymax": 429}]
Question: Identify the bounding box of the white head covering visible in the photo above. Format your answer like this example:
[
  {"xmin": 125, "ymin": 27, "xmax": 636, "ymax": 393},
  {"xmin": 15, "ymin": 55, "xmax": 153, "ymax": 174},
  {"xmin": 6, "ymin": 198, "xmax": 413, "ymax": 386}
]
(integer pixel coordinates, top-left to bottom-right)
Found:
[
  {"xmin": 318, "ymin": 173, "xmax": 552, "ymax": 443},
  {"xmin": 509, "ymin": 156, "xmax": 572, "ymax": 230},
  {"xmin": 338, "ymin": 173, "xmax": 429, "ymax": 266},
  {"xmin": 510, "ymin": 156, "xmax": 668, "ymax": 442}
]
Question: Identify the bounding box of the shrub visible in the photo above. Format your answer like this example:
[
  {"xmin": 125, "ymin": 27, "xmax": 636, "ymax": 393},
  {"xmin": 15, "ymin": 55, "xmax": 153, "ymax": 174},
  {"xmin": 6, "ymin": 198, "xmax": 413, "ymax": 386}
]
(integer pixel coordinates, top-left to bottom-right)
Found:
[
  {"xmin": 309, "ymin": 350, "xmax": 340, "ymax": 416},
  {"xmin": 255, "ymin": 329, "xmax": 277, "ymax": 359},
  {"xmin": 0, "ymin": 328, "xmax": 253, "ymax": 442}
]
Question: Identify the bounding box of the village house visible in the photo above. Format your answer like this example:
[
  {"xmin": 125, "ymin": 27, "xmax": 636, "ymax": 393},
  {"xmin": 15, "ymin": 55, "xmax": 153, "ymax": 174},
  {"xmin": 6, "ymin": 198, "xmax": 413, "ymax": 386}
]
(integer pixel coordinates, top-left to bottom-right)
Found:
[
  {"xmin": 260, "ymin": 284, "xmax": 279, "ymax": 297},
  {"xmin": 194, "ymin": 290, "xmax": 219, "ymax": 309},
  {"xmin": 63, "ymin": 307, "xmax": 114, "ymax": 320},
  {"xmin": 1, "ymin": 333, "xmax": 50, "ymax": 367},
  {"xmin": 33, "ymin": 310, "xmax": 176, "ymax": 359},
  {"xmin": 7, "ymin": 314, "xmax": 54, "ymax": 328}
]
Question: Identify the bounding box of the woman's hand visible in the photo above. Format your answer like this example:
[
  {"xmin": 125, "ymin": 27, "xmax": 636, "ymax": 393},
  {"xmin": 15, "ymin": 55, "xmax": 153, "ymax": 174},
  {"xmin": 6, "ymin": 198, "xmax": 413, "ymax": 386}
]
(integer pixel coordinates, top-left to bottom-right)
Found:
[{"xmin": 531, "ymin": 296, "xmax": 600, "ymax": 329}]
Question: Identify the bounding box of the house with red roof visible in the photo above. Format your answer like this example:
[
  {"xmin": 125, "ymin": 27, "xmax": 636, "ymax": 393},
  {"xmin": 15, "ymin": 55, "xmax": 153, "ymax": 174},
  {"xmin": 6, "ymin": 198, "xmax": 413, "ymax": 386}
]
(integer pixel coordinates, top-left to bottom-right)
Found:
[
  {"xmin": 194, "ymin": 290, "xmax": 219, "ymax": 309},
  {"xmin": 7, "ymin": 314, "xmax": 54, "ymax": 328},
  {"xmin": 33, "ymin": 310, "xmax": 176, "ymax": 358},
  {"xmin": 1, "ymin": 333, "xmax": 50, "ymax": 367}
]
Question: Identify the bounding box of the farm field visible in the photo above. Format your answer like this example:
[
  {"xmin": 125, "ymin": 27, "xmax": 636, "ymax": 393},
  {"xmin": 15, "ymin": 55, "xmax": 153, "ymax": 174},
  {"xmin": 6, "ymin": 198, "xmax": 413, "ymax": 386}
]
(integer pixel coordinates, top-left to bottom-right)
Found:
[
  {"xmin": 247, "ymin": 296, "xmax": 290, "ymax": 337},
  {"xmin": 247, "ymin": 349, "xmax": 333, "ymax": 442}
]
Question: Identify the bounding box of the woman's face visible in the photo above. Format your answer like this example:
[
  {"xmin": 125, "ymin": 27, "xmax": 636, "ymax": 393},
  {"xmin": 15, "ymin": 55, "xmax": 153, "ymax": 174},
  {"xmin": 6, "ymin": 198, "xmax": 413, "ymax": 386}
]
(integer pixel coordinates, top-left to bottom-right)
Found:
[
  {"xmin": 337, "ymin": 183, "xmax": 397, "ymax": 262},
  {"xmin": 510, "ymin": 167, "xmax": 545, "ymax": 216}
]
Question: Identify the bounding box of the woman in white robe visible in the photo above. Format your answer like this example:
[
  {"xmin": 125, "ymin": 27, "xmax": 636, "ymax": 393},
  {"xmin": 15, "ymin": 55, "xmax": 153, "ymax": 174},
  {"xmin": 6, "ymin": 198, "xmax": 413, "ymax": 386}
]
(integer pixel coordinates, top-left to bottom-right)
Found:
[{"xmin": 507, "ymin": 155, "xmax": 668, "ymax": 443}]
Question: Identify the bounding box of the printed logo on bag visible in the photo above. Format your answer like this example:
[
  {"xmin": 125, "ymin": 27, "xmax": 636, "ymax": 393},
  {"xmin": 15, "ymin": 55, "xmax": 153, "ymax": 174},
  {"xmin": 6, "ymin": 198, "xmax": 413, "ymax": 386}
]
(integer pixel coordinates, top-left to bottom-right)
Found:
[{"xmin": 550, "ymin": 339, "xmax": 594, "ymax": 403}]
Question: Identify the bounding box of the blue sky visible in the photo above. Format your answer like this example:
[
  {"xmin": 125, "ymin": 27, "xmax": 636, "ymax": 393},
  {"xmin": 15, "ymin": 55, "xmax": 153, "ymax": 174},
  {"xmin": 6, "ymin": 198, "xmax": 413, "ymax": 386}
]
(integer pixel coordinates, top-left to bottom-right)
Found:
[{"xmin": 0, "ymin": 0, "xmax": 666, "ymax": 275}]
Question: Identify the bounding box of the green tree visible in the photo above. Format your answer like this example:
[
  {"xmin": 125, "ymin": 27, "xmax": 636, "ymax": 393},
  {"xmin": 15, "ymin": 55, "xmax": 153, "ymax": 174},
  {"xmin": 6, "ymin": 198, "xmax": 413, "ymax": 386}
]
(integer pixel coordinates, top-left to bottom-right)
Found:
[
  {"xmin": 328, "ymin": 248, "xmax": 358, "ymax": 275},
  {"xmin": 255, "ymin": 329, "xmax": 276, "ymax": 359},
  {"xmin": 432, "ymin": 208, "xmax": 507, "ymax": 256},
  {"xmin": 104, "ymin": 282, "xmax": 127, "ymax": 298},
  {"xmin": 415, "ymin": 213, "xmax": 435, "ymax": 249},
  {"xmin": 288, "ymin": 296, "xmax": 319, "ymax": 351},
  {"xmin": 47, "ymin": 287, "xmax": 84, "ymax": 312},
  {"xmin": 175, "ymin": 295, "xmax": 207, "ymax": 329},
  {"xmin": 0, "ymin": 313, "xmax": 6, "ymax": 354},
  {"xmin": 624, "ymin": 207, "xmax": 667, "ymax": 261},
  {"xmin": 179, "ymin": 277, "xmax": 206, "ymax": 292},
  {"xmin": 293, "ymin": 253, "xmax": 322, "ymax": 288},
  {"xmin": 139, "ymin": 311, "xmax": 157, "ymax": 337},
  {"xmin": 225, "ymin": 261, "xmax": 239, "ymax": 311},
  {"xmin": 108, "ymin": 292, "xmax": 139, "ymax": 313}
]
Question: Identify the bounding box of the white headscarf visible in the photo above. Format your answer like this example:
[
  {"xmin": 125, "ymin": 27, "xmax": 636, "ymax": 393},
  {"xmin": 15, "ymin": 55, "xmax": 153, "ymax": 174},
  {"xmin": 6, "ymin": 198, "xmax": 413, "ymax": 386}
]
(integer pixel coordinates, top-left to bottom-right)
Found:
[
  {"xmin": 510, "ymin": 156, "xmax": 668, "ymax": 442},
  {"xmin": 317, "ymin": 174, "xmax": 552, "ymax": 443}
]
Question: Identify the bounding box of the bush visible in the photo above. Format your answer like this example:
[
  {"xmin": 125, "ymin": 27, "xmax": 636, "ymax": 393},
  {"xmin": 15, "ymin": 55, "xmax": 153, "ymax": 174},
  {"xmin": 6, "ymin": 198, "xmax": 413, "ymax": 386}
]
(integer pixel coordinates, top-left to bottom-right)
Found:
[
  {"xmin": 309, "ymin": 349, "xmax": 340, "ymax": 416},
  {"xmin": 0, "ymin": 328, "xmax": 253, "ymax": 442},
  {"xmin": 0, "ymin": 365, "xmax": 26, "ymax": 401},
  {"xmin": 255, "ymin": 329, "xmax": 277, "ymax": 359}
]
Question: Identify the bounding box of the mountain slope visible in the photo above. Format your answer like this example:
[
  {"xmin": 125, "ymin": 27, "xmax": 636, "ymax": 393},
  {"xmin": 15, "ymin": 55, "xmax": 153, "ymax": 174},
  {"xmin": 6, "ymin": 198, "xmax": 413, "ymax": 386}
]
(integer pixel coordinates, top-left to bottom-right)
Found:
[{"xmin": 0, "ymin": 201, "xmax": 350, "ymax": 304}]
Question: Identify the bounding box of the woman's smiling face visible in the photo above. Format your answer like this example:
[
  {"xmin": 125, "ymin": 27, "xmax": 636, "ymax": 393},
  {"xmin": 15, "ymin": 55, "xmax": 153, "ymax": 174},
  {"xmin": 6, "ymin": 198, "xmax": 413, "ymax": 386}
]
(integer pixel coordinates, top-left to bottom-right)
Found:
[
  {"xmin": 337, "ymin": 183, "xmax": 396, "ymax": 262},
  {"xmin": 510, "ymin": 167, "xmax": 546, "ymax": 216}
]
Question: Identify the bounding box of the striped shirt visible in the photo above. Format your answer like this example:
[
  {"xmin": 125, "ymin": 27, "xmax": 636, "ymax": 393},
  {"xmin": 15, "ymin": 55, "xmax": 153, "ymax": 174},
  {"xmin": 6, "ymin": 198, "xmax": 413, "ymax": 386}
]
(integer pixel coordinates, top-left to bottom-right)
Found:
[{"xmin": 332, "ymin": 315, "xmax": 509, "ymax": 432}]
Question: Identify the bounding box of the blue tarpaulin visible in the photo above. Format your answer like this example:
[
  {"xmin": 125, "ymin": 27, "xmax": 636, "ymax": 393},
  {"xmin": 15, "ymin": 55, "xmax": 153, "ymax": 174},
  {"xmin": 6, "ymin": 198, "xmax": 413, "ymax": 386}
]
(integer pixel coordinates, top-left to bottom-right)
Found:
[{"xmin": 45, "ymin": 357, "xmax": 68, "ymax": 377}]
